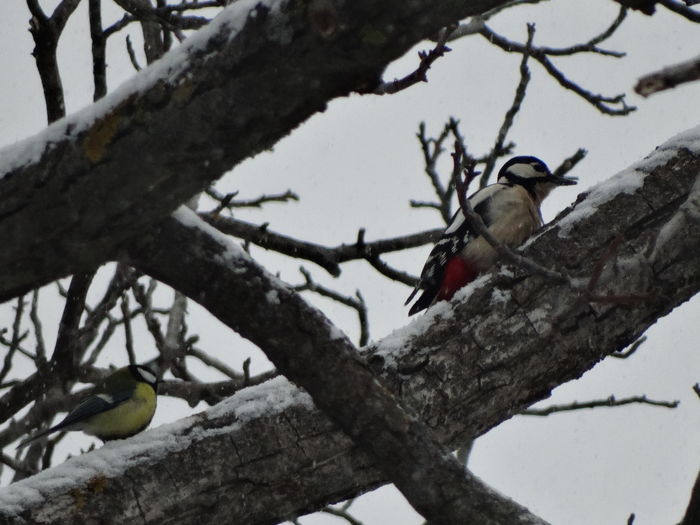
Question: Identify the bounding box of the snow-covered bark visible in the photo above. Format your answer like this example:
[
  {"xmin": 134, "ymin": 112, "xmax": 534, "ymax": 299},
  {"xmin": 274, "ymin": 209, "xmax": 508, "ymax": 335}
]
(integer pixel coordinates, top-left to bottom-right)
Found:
[
  {"xmin": 0, "ymin": 0, "xmax": 507, "ymax": 303},
  {"xmin": 2, "ymin": 128, "xmax": 699, "ymax": 524}
]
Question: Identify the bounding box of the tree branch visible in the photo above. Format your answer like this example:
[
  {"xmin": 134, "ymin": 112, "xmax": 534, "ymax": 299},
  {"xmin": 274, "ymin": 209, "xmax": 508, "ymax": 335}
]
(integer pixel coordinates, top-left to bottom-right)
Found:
[
  {"xmin": 201, "ymin": 213, "xmax": 440, "ymax": 277},
  {"xmin": 2, "ymin": 135, "xmax": 699, "ymax": 523},
  {"xmin": 521, "ymin": 395, "xmax": 679, "ymax": 416},
  {"xmin": 0, "ymin": 0, "xmax": 511, "ymax": 304},
  {"xmin": 131, "ymin": 209, "xmax": 549, "ymax": 525},
  {"xmin": 635, "ymin": 52, "xmax": 700, "ymax": 97}
]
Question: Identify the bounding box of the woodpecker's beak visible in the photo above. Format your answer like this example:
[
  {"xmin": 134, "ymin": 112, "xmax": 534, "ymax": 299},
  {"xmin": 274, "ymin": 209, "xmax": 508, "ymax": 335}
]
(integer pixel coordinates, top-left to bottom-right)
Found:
[{"xmin": 547, "ymin": 173, "xmax": 578, "ymax": 186}]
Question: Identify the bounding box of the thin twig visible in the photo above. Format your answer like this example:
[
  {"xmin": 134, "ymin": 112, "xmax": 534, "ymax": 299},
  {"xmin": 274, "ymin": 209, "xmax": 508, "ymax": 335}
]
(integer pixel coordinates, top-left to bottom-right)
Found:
[
  {"xmin": 374, "ymin": 25, "xmax": 456, "ymax": 95},
  {"xmin": 201, "ymin": 213, "xmax": 440, "ymax": 278},
  {"xmin": 658, "ymin": 0, "xmax": 700, "ymax": 22},
  {"xmin": 296, "ymin": 267, "xmax": 371, "ymax": 346},
  {"xmin": 552, "ymin": 148, "xmax": 587, "ymax": 179},
  {"xmin": 205, "ymin": 187, "xmax": 299, "ymax": 213},
  {"xmin": 0, "ymin": 297, "xmax": 26, "ymax": 382},
  {"xmin": 189, "ymin": 347, "xmax": 243, "ymax": 380},
  {"xmin": 320, "ymin": 505, "xmax": 366, "ymax": 525},
  {"xmin": 611, "ymin": 336, "xmax": 647, "ymax": 359},
  {"xmin": 479, "ymin": 22, "xmax": 635, "ymax": 116},
  {"xmin": 522, "ymin": 395, "xmax": 679, "ymax": 416},
  {"xmin": 29, "ymin": 290, "xmax": 46, "ymax": 362},
  {"xmin": 120, "ymin": 293, "xmax": 137, "ymax": 364},
  {"xmin": 126, "ymin": 35, "xmax": 142, "ymax": 71},
  {"xmin": 479, "ymin": 23, "xmax": 535, "ymax": 187}
]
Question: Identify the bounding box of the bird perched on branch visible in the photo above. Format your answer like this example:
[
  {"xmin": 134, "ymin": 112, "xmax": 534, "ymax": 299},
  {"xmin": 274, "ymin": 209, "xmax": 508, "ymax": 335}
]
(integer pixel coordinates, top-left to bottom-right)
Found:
[
  {"xmin": 17, "ymin": 364, "xmax": 159, "ymax": 449},
  {"xmin": 406, "ymin": 156, "xmax": 576, "ymax": 315}
]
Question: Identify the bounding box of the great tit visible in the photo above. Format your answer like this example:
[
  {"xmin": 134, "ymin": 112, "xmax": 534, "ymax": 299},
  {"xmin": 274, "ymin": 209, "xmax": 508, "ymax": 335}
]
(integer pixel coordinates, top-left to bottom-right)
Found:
[{"xmin": 17, "ymin": 364, "xmax": 158, "ymax": 449}]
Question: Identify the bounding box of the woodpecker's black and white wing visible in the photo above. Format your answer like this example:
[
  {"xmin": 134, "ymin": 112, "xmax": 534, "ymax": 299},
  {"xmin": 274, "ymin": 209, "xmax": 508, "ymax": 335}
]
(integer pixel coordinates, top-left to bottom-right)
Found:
[{"xmin": 406, "ymin": 184, "xmax": 506, "ymax": 315}]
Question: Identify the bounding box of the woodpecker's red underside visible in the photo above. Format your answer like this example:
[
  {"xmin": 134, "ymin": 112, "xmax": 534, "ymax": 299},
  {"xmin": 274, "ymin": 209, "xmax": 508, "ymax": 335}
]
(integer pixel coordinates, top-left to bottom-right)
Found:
[{"xmin": 437, "ymin": 256, "xmax": 479, "ymax": 301}]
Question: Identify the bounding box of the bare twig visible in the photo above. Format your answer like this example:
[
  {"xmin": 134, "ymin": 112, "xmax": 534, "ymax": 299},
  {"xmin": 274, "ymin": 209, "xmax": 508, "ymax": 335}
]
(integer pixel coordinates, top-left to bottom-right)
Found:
[
  {"xmin": 479, "ymin": 23, "xmax": 535, "ymax": 187},
  {"xmin": 205, "ymin": 187, "xmax": 299, "ymax": 213},
  {"xmin": 0, "ymin": 298, "xmax": 26, "ymax": 382},
  {"xmin": 89, "ymin": 0, "xmax": 107, "ymax": 101},
  {"xmin": 522, "ymin": 395, "xmax": 679, "ymax": 416},
  {"xmin": 366, "ymin": 254, "xmax": 419, "ymax": 286},
  {"xmin": 415, "ymin": 121, "xmax": 453, "ymax": 222},
  {"xmin": 162, "ymin": 290, "xmax": 188, "ymax": 367},
  {"xmin": 29, "ymin": 290, "xmax": 46, "ymax": 362},
  {"xmin": 374, "ymin": 25, "xmax": 455, "ymax": 95},
  {"xmin": 201, "ymin": 213, "xmax": 440, "ymax": 278},
  {"xmin": 159, "ymin": 372, "xmax": 279, "ymax": 407},
  {"xmin": 27, "ymin": 0, "xmax": 82, "ymax": 122},
  {"xmin": 635, "ymin": 52, "xmax": 700, "ymax": 97},
  {"xmin": 658, "ymin": 0, "xmax": 700, "ymax": 22},
  {"xmin": 120, "ymin": 293, "xmax": 137, "ymax": 364},
  {"xmin": 125, "ymin": 35, "xmax": 143, "ymax": 71},
  {"xmin": 129, "ymin": 276, "xmax": 166, "ymax": 353},
  {"xmin": 188, "ymin": 347, "xmax": 243, "ymax": 380},
  {"xmin": 611, "ymin": 336, "xmax": 647, "ymax": 359},
  {"xmin": 320, "ymin": 505, "xmax": 365, "ymax": 525},
  {"xmin": 478, "ymin": 13, "xmax": 635, "ymax": 116},
  {"xmin": 50, "ymin": 271, "xmax": 96, "ymax": 380},
  {"xmin": 1, "ymin": 452, "xmax": 36, "ymax": 478},
  {"xmin": 295, "ymin": 267, "xmax": 371, "ymax": 346},
  {"xmin": 552, "ymin": 148, "xmax": 587, "ymax": 179}
]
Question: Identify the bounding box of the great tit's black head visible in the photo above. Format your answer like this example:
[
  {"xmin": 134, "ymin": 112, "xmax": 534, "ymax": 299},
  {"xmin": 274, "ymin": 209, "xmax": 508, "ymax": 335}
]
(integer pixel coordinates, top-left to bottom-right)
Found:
[
  {"xmin": 129, "ymin": 364, "xmax": 159, "ymax": 391},
  {"xmin": 497, "ymin": 156, "xmax": 577, "ymax": 187}
]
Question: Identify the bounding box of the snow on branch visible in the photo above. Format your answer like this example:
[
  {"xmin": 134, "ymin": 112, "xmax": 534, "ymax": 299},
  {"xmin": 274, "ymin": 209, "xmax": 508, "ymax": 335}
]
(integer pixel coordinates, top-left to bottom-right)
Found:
[
  {"xmin": 0, "ymin": 0, "xmax": 510, "ymax": 304},
  {"xmin": 3, "ymin": 127, "xmax": 700, "ymax": 524}
]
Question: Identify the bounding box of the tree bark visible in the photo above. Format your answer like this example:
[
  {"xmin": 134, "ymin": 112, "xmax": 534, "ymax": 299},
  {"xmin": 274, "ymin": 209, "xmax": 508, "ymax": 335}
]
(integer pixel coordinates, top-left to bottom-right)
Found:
[
  {"xmin": 2, "ymin": 133, "xmax": 698, "ymax": 524},
  {"xmin": 0, "ymin": 0, "xmax": 507, "ymax": 303}
]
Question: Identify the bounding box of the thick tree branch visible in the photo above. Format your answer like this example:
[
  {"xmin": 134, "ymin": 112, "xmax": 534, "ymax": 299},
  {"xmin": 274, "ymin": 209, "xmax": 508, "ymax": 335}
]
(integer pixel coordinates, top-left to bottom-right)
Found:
[
  {"xmin": 2, "ymin": 132, "xmax": 698, "ymax": 523},
  {"xmin": 130, "ymin": 211, "xmax": 548, "ymax": 524},
  {"xmin": 0, "ymin": 0, "xmax": 509, "ymax": 304}
]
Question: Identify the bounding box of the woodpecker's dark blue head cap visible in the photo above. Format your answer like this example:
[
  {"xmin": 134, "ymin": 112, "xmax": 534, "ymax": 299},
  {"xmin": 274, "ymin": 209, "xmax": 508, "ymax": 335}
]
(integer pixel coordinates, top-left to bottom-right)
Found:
[{"xmin": 498, "ymin": 156, "xmax": 577, "ymax": 186}]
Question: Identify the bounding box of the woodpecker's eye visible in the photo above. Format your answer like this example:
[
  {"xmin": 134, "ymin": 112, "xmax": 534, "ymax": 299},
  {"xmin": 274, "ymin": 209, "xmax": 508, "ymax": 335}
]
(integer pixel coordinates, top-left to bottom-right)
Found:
[{"xmin": 531, "ymin": 163, "xmax": 546, "ymax": 172}]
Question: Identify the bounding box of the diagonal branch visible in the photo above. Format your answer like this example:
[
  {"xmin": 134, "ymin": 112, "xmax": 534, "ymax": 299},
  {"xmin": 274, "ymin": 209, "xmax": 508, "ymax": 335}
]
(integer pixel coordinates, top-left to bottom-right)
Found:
[
  {"xmin": 130, "ymin": 209, "xmax": 550, "ymax": 525},
  {"xmin": 2, "ymin": 134, "xmax": 700, "ymax": 523},
  {"xmin": 201, "ymin": 213, "xmax": 440, "ymax": 277},
  {"xmin": 0, "ymin": 0, "xmax": 510, "ymax": 304}
]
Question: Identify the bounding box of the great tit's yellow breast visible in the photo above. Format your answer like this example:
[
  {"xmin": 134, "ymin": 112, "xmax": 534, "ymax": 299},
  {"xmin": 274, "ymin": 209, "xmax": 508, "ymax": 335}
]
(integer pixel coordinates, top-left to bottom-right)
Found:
[{"xmin": 83, "ymin": 382, "xmax": 157, "ymax": 440}]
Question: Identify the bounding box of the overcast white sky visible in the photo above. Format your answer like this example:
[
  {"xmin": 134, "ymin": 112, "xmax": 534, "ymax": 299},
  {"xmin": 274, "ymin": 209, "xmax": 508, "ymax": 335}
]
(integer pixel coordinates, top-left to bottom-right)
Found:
[{"xmin": 1, "ymin": 1, "xmax": 700, "ymax": 524}]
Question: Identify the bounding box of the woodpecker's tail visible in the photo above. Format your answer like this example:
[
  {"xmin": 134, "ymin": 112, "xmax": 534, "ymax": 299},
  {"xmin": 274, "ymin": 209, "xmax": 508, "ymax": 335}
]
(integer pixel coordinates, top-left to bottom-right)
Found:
[{"xmin": 407, "ymin": 288, "xmax": 435, "ymax": 316}]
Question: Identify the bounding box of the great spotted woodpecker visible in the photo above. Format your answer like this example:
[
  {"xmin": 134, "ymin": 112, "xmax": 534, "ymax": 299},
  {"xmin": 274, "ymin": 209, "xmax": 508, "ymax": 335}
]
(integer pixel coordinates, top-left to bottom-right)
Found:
[{"xmin": 405, "ymin": 156, "xmax": 576, "ymax": 315}]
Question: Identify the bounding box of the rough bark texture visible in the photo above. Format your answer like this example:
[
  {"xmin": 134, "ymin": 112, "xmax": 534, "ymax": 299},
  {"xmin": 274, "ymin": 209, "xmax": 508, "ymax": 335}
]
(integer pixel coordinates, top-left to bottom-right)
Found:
[
  {"xmin": 0, "ymin": 0, "xmax": 507, "ymax": 303},
  {"xmin": 2, "ymin": 139, "xmax": 699, "ymax": 524},
  {"xmin": 129, "ymin": 210, "xmax": 550, "ymax": 525}
]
